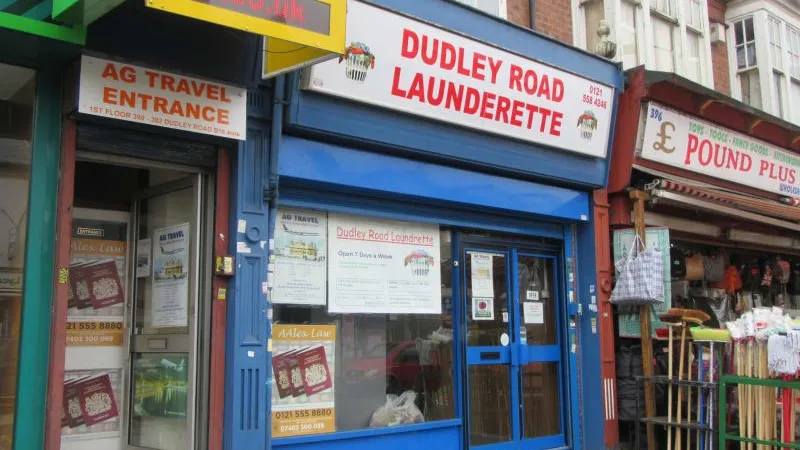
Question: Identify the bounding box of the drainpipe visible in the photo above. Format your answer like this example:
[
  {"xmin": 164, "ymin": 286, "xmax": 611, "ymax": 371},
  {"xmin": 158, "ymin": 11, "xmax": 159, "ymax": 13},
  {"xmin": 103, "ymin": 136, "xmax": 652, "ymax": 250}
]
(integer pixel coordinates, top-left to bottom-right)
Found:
[
  {"xmin": 529, "ymin": 0, "xmax": 535, "ymax": 30},
  {"xmin": 266, "ymin": 75, "xmax": 285, "ymax": 244}
]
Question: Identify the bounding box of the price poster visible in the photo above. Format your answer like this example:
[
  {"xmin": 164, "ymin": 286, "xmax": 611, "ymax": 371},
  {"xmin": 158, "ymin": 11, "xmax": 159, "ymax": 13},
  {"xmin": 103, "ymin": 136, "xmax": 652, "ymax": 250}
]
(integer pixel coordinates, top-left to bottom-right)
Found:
[{"xmin": 271, "ymin": 324, "xmax": 336, "ymax": 438}]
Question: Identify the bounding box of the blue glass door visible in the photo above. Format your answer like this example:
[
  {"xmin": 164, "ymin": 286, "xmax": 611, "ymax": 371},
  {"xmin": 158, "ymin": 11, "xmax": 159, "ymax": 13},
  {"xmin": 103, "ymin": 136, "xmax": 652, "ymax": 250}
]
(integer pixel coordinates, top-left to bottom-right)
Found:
[{"xmin": 461, "ymin": 239, "xmax": 567, "ymax": 450}]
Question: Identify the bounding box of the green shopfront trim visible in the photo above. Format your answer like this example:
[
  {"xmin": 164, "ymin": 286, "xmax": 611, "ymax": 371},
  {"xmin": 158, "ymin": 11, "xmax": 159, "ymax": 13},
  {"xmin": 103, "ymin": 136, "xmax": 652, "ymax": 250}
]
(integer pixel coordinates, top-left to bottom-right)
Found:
[{"xmin": 8, "ymin": 67, "xmax": 62, "ymax": 450}]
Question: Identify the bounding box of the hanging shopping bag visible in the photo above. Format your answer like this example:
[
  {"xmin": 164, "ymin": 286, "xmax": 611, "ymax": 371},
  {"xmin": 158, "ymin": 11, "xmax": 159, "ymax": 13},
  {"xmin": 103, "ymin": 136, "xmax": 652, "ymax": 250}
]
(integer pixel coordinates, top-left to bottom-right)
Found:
[{"xmin": 611, "ymin": 234, "xmax": 665, "ymax": 305}]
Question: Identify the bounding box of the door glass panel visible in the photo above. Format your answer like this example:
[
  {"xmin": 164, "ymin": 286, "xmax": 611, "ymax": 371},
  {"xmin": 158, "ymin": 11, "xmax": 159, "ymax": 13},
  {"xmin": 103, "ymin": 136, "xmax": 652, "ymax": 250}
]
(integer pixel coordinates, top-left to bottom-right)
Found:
[
  {"xmin": 134, "ymin": 186, "xmax": 194, "ymax": 334},
  {"xmin": 129, "ymin": 353, "xmax": 189, "ymax": 450},
  {"xmin": 129, "ymin": 179, "xmax": 196, "ymax": 450},
  {"xmin": 465, "ymin": 251, "xmax": 508, "ymax": 346},
  {"xmin": 468, "ymin": 365, "xmax": 511, "ymax": 446},
  {"xmin": 521, "ymin": 362, "xmax": 561, "ymax": 438},
  {"xmin": 516, "ymin": 256, "xmax": 557, "ymax": 346}
]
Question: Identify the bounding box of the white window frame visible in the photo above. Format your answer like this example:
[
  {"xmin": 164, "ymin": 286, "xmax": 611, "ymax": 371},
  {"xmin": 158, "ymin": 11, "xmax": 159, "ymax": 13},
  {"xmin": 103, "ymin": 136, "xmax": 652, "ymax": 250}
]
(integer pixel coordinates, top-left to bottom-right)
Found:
[
  {"xmin": 726, "ymin": 3, "xmax": 800, "ymax": 125},
  {"xmin": 572, "ymin": 0, "xmax": 713, "ymax": 87},
  {"xmin": 788, "ymin": 25, "xmax": 800, "ymax": 80},
  {"xmin": 452, "ymin": 0, "xmax": 508, "ymax": 20}
]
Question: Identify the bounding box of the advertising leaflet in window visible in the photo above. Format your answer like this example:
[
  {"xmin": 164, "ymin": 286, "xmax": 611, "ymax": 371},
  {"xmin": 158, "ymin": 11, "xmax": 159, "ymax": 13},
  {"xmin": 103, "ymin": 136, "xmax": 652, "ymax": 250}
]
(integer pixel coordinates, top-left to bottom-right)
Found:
[
  {"xmin": 271, "ymin": 324, "xmax": 337, "ymax": 438},
  {"xmin": 67, "ymin": 214, "xmax": 128, "ymax": 347},
  {"xmin": 328, "ymin": 213, "xmax": 441, "ymax": 315},
  {"xmin": 272, "ymin": 208, "xmax": 327, "ymax": 305},
  {"xmin": 151, "ymin": 223, "xmax": 190, "ymax": 328}
]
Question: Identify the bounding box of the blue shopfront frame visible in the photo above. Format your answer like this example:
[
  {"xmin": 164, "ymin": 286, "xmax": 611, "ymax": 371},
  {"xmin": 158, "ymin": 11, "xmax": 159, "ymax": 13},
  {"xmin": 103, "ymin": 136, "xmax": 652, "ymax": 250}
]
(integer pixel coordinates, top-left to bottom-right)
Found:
[
  {"xmin": 262, "ymin": 136, "xmax": 591, "ymax": 450},
  {"xmin": 226, "ymin": 1, "xmax": 622, "ymax": 448}
]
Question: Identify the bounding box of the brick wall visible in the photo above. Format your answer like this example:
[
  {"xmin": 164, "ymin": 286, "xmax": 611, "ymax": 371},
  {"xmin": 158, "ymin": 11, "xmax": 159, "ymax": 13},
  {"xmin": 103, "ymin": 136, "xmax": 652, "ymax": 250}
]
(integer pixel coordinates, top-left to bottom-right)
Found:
[
  {"xmin": 708, "ymin": 0, "xmax": 731, "ymax": 95},
  {"xmin": 507, "ymin": 0, "xmax": 531, "ymax": 28},
  {"xmin": 506, "ymin": 0, "xmax": 573, "ymax": 45}
]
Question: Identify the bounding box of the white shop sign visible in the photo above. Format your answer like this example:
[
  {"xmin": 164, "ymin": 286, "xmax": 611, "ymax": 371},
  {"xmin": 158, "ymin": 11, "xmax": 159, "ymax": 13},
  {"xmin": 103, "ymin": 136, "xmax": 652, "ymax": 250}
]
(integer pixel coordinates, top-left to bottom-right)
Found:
[
  {"xmin": 639, "ymin": 102, "xmax": 800, "ymax": 198},
  {"xmin": 305, "ymin": 0, "xmax": 614, "ymax": 158},
  {"xmin": 78, "ymin": 55, "xmax": 247, "ymax": 140}
]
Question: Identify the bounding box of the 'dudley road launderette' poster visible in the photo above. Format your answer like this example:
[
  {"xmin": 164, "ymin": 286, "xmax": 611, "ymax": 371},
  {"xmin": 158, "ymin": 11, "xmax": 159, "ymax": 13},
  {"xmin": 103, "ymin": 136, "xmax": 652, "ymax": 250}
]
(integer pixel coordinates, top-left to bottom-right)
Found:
[
  {"xmin": 327, "ymin": 213, "xmax": 441, "ymax": 314},
  {"xmin": 151, "ymin": 223, "xmax": 190, "ymax": 328}
]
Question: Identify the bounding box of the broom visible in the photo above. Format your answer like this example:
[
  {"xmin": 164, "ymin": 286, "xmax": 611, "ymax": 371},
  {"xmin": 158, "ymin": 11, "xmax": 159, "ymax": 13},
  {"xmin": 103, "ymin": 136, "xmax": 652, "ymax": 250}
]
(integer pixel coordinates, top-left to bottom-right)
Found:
[
  {"xmin": 672, "ymin": 309, "xmax": 710, "ymax": 450},
  {"xmin": 690, "ymin": 327, "xmax": 731, "ymax": 450},
  {"xmin": 659, "ymin": 311, "xmax": 684, "ymax": 450}
]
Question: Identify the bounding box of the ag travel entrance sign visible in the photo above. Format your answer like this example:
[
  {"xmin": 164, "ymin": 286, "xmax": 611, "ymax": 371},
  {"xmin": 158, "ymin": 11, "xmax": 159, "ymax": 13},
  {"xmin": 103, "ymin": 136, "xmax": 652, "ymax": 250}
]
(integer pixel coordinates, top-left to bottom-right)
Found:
[
  {"xmin": 78, "ymin": 55, "xmax": 247, "ymax": 140},
  {"xmin": 146, "ymin": 0, "xmax": 345, "ymax": 77},
  {"xmin": 304, "ymin": 0, "xmax": 615, "ymax": 159},
  {"xmin": 639, "ymin": 102, "xmax": 800, "ymax": 198}
]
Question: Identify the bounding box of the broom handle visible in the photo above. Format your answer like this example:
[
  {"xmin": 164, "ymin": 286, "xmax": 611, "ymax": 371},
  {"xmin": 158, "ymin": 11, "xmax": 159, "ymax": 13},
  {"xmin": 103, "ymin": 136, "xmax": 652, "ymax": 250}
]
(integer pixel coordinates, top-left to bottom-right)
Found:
[
  {"xmin": 708, "ymin": 342, "xmax": 715, "ymax": 450},
  {"xmin": 688, "ymin": 344, "xmax": 693, "ymax": 450},
  {"xmin": 697, "ymin": 343, "xmax": 705, "ymax": 450},
  {"xmin": 668, "ymin": 326, "xmax": 674, "ymax": 450},
  {"xmin": 734, "ymin": 341, "xmax": 747, "ymax": 450},
  {"xmin": 677, "ymin": 325, "xmax": 688, "ymax": 450}
]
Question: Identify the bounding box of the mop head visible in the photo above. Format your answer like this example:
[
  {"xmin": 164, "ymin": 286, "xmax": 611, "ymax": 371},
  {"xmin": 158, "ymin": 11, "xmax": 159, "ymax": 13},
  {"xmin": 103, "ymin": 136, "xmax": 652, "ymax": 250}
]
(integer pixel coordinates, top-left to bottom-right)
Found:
[
  {"xmin": 767, "ymin": 333, "xmax": 800, "ymax": 375},
  {"xmin": 690, "ymin": 327, "xmax": 731, "ymax": 343}
]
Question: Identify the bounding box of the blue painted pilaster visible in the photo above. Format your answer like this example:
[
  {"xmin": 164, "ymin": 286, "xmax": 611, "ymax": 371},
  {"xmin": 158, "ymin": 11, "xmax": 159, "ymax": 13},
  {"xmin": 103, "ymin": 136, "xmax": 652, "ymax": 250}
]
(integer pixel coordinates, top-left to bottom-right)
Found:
[
  {"xmin": 224, "ymin": 110, "xmax": 272, "ymax": 449},
  {"xmin": 577, "ymin": 217, "xmax": 603, "ymax": 449}
]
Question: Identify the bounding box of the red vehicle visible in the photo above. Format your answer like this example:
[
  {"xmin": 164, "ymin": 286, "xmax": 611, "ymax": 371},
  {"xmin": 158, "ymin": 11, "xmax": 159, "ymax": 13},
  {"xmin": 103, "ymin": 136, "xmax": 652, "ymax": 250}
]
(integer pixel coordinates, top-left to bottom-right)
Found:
[{"xmin": 344, "ymin": 341, "xmax": 425, "ymax": 394}]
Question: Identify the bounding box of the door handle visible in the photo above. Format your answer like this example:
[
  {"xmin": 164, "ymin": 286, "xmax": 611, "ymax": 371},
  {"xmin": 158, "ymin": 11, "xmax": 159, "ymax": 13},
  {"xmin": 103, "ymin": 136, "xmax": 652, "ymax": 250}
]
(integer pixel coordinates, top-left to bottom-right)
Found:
[{"xmin": 480, "ymin": 351, "xmax": 501, "ymax": 361}]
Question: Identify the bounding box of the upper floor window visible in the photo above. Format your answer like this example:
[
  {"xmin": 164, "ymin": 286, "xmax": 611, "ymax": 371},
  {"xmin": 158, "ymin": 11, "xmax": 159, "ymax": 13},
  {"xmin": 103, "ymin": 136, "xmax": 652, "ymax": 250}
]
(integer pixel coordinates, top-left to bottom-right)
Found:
[
  {"xmin": 575, "ymin": 0, "xmax": 711, "ymax": 87},
  {"xmin": 789, "ymin": 26, "xmax": 800, "ymax": 79},
  {"xmin": 769, "ymin": 17, "xmax": 784, "ymax": 72},
  {"xmin": 685, "ymin": 0, "xmax": 703, "ymax": 31},
  {"xmin": 651, "ymin": 0, "xmax": 675, "ymax": 18},
  {"xmin": 734, "ymin": 17, "xmax": 757, "ymax": 69},
  {"xmin": 452, "ymin": 0, "xmax": 508, "ymax": 19}
]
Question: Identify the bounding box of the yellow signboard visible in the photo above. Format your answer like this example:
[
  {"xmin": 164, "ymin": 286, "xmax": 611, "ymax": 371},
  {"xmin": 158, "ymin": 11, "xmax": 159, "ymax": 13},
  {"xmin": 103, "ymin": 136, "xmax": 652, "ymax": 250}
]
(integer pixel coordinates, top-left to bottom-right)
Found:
[{"xmin": 146, "ymin": 0, "xmax": 346, "ymax": 77}]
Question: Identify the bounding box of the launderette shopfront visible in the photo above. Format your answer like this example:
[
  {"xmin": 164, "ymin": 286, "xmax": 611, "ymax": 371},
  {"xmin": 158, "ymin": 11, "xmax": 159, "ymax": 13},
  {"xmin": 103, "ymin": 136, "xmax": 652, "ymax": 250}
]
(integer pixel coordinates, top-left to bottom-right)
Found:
[{"xmin": 236, "ymin": 1, "xmax": 625, "ymax": 450}]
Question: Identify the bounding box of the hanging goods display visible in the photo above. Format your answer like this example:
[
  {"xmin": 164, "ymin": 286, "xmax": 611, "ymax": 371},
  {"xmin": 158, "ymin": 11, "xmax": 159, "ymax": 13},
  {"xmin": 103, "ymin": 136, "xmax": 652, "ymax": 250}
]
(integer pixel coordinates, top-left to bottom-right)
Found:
[{"xmin": 610, "ymin": 234, "xmax": 665, "ymax": 306}]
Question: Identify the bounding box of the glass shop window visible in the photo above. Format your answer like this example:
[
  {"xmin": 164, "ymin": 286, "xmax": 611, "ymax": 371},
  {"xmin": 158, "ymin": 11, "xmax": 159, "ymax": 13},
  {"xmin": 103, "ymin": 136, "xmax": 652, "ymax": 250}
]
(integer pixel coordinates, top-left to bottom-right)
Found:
[
  {"xmin": 270, "ymin": 208, "xmax": 455, "ymax": 439},
  {"xmin": 0, "ymin": 62, "xmax": 35, "ymax": 450}
]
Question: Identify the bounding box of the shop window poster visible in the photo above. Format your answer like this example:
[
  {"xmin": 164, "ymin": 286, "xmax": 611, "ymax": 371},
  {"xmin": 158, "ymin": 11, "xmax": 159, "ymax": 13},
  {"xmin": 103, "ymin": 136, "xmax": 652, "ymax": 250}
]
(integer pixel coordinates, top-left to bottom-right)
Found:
[
  {"xmin": 67, "ymin": 215, "xmax": 127, "ymax": 347},
  {"xmin": 61, "ymin": 369, "xmax": 122, "ymax": 439},
  {"xmin": 271, "ymin": 324, "xmax": 337, "ymax": 438},
  {"xmin": 613, "ymin": 227, "xmax": 672, "ymax": 338},
  {"xmin": 132, "ymin": 354, "xmax": 189, "ymax": 418},
  {"xmin": 272, "ymin": 208, "xmax": 327, "ymax": 305},
  {"xmin": 151, "ymin": 223, "xmax": 190, "ymax": 328},
  {"xmin": 327, "ymin": 213, "xmax": 441, "ymax": 315}
]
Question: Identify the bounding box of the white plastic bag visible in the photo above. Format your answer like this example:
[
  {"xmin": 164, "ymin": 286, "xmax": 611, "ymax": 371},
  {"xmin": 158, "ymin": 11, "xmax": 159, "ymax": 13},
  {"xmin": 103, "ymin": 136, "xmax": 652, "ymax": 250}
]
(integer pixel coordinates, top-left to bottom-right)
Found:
[{"xmin": 369, "ymin": 390, "xmax": 425, "ymax": 427}]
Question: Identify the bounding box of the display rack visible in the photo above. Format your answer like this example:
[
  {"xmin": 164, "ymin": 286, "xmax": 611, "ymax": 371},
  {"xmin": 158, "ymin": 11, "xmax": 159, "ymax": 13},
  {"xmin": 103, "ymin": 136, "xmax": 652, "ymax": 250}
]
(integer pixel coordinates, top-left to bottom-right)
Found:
[
  {"xmin": 718, "ymin": 375, "xmax": 800, "ymax": 449},
  {"xmin": 634, "ymin": 375, "xmax": 719, "ymax": 450}
]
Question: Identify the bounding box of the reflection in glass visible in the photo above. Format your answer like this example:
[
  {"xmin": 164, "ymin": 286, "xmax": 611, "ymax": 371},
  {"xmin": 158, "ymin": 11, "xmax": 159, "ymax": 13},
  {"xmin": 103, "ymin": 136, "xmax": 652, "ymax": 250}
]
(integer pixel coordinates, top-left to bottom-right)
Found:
[
  {"xmin": 469, "ymin": 365, "xmax": 511, "ymax": 446},
  {"xmin": 129, "ymin": 353, "xmax": 189, "ymax": 450},
  {"xmin": 521, "ymin": 363, "xmax": 561, "ymax": 438},
  {"xmin": 0, "ymin": 62, "xmax": 35, "ymax": 450},
  {"xmin": 271, "ymin": 227, "xmax": 455, "ymax": 435}
]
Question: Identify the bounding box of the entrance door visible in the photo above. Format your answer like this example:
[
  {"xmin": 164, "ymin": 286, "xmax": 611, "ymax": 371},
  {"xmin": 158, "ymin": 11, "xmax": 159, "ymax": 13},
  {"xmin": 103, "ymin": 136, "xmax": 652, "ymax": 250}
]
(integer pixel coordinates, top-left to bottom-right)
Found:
[
  {"xmin": 126, "ymin": 176, "xmax": 202, "ymax": 450},
  {"xmin": 461, "ymin": 238, "xmax": 567, "ymax": 450}
]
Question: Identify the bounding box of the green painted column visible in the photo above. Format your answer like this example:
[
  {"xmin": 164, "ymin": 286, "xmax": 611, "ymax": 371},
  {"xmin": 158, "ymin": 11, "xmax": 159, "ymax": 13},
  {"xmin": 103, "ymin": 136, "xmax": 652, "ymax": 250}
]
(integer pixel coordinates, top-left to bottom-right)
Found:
[{"xmin": 13, "ymin": 67, "xmax": 62, "ymax": 450}]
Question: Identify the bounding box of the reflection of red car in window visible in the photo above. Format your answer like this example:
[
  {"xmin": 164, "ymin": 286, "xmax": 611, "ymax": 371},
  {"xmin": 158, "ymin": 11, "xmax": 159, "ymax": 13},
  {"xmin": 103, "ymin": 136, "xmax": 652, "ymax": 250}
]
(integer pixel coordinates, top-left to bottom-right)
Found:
[{"xmin": 343, "ymin": 341, "xmax": 425, "ymax": 394}]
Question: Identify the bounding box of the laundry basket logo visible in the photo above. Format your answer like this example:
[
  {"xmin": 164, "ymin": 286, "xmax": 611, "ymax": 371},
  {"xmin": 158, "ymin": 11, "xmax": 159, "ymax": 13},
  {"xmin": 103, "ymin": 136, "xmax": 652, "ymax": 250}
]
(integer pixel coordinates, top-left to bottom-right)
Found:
[
  {"xmin": 338, "ymin": 41, "xmax": 375, "ymax": 83},
  {"xmin": 404, "ymin": 250, "xmax": 434, "ymax": 277},
  {"xmin": 576, "ymin": 110, "xmax": 599, "ymax": 141}
]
